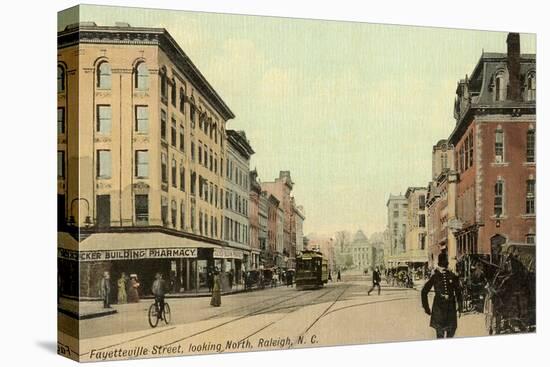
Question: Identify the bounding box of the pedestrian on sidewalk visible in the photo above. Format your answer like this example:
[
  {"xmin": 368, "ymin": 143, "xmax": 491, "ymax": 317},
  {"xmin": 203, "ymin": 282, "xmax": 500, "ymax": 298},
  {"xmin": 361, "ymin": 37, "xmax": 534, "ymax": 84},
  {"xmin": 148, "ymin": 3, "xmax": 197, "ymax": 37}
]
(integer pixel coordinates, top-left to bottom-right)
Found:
[
  {"xmin": 337, "ymin": 269, "xmax": 342, "ymax": 282},
  {"xmin": 368, "ymin": 267, "xmax": 382, "ymax": 295},
  {"xmin": 127, "ymin": 274, "xmax": 140, "ymax": 303},
  {"xmin": 117, "ymin": 272, "xmax": 127, "ymax": 304},
  {"xmin": 210, "ymin": 269, "xmax": 222, "ymax": 307},
  {"xmin": 100, "ymin": 271, "xmax": 111, "ymax": 309},
  {"xmin": 421, "ymin": 252, "xmax": 463, "ymax": 339}
]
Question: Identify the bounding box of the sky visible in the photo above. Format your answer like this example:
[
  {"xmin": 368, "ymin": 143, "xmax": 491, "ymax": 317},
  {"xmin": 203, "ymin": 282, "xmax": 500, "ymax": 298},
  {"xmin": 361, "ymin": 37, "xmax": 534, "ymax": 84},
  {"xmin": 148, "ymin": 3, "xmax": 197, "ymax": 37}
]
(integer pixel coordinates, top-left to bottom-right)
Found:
[{"xmin": 58, "ymin": 5, "xmax": 536, "ymax": 237}]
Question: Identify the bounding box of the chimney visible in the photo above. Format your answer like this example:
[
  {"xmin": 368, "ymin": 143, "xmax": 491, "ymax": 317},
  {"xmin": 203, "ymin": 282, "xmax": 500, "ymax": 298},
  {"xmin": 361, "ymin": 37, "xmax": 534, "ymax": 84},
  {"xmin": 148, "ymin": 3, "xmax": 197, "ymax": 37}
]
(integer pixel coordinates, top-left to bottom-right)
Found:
[{"xmin": 506, "ymin": 32, "xmax": 521, "ymax": 101}]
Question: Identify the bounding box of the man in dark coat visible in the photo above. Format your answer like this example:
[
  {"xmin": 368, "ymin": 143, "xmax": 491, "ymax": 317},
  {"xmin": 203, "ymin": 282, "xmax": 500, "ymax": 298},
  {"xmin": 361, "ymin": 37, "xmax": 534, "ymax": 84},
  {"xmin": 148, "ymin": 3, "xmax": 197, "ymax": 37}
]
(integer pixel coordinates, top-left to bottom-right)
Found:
[
  {"xmin": 368, "ymin": 267, "xmax": 382, "ymax": 295},
  {"xmin": 421, "ymin": 253, "xmax": 463, "ymax": 338}
]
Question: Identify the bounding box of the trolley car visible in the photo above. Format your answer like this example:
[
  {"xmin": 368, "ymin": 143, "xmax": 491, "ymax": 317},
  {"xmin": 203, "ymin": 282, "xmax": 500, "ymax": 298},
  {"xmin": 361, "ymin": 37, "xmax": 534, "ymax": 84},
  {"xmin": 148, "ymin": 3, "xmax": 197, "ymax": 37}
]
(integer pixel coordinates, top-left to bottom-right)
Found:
[{"xmin": 295, "ymin": 250, "xmax": 328, "ymax": 289}]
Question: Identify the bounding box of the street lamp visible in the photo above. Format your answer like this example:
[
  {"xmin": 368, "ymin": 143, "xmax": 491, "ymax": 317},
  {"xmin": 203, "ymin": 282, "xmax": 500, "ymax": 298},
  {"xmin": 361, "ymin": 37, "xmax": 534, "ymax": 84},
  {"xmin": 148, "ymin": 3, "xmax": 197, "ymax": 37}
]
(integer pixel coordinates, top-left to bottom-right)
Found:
[{"xmin": 68, "ymin": 197, "xmax": 93, "ymax": 228}]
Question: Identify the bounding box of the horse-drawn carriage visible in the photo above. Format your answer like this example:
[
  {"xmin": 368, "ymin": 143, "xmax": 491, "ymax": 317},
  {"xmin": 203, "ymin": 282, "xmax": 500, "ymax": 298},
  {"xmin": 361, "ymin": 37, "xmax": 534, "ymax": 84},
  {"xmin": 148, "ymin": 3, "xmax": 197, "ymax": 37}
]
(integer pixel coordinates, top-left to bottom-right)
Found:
[{"xmin": 483, "ymin": 243, "xmax": 536, "ymax": 335}]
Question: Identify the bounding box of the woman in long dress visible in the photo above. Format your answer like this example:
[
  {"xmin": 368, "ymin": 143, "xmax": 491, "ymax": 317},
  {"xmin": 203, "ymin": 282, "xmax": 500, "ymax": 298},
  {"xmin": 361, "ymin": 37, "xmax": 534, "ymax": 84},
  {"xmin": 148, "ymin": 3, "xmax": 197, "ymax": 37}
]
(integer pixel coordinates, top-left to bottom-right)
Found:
[
  {"xmin": 210, "ymin": 271, "xmax": 221, "ymax": 307},
  {"xmin": 127, "ymin": 274, "xmax": 140, "ymax": 303},
  {"xmin": 117, "ymin": 273, "xmax": 127, "ymax": 304}
]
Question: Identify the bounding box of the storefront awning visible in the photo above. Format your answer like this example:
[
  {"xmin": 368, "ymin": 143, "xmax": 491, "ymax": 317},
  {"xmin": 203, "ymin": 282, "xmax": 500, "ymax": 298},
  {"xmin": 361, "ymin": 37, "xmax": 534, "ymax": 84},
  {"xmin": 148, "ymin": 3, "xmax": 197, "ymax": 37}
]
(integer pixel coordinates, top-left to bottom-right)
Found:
[{"xmin": 58, "ymin": 232, "xmax": 221, "ymax": 261}]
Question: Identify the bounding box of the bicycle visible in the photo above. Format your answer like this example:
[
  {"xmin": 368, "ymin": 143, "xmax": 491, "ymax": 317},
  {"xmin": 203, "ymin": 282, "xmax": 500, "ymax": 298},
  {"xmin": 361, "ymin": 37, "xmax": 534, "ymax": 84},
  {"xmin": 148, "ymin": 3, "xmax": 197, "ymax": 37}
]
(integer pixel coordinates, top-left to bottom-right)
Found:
[{"xmin": 148, "ymin": 297, "xmax": 171, "ymax": 328}]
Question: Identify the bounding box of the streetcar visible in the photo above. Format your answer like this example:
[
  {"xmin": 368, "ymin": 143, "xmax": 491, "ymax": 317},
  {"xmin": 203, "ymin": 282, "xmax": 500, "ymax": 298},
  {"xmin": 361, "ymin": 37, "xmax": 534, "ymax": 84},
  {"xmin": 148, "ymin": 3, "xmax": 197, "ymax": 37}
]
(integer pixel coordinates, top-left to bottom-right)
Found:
[{"xmin": 295, "ymin": 250, "xmax": 328, "ymax": 289}]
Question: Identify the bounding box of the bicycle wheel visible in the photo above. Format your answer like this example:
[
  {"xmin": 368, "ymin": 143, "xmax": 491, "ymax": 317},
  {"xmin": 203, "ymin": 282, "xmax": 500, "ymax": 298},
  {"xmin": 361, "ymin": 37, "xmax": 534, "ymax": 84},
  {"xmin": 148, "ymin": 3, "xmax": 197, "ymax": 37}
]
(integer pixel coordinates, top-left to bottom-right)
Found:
[
  {"xmin": 163, "ymin": 303, "xmax": 171, "ymax": 325},
  {"xmin": 148, "ymin": 303, "xmax": 159, "ymax": 328}
]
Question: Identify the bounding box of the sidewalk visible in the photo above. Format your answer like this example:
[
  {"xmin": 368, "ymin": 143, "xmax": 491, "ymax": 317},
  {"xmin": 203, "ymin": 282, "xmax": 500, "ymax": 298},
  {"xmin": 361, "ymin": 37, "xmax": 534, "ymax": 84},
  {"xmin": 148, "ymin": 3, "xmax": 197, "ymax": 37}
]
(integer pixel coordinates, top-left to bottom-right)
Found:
[{"xmin": 58, "ymin": 283, "xmax": 270, "ymax": 320}]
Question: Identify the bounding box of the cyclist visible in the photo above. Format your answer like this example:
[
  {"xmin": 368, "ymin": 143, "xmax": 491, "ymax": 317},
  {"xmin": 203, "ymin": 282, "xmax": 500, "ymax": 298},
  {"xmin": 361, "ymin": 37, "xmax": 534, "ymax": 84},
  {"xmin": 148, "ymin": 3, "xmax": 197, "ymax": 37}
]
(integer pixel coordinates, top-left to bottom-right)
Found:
[{"xmin": 151, "ymin": 272, "xmax": 168, "ymax": 320}]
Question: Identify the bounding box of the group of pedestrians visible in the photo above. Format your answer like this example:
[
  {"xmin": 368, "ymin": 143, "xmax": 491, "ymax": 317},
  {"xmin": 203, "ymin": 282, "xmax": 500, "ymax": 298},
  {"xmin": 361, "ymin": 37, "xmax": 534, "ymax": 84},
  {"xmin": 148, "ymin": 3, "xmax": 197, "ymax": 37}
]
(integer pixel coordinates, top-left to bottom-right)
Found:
[{"xmin": 99, "ymin": 271, "xmax": 141, "ymax": 308}]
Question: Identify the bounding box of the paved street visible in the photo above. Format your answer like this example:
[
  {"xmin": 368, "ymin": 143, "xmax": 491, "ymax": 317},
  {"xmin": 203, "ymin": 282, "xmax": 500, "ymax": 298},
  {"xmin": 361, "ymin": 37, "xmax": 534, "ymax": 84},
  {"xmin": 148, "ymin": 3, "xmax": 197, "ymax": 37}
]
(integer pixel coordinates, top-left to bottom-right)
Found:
[{"xmin": 59, "ymin": 274, "xmax": 488, "ymax": 361}]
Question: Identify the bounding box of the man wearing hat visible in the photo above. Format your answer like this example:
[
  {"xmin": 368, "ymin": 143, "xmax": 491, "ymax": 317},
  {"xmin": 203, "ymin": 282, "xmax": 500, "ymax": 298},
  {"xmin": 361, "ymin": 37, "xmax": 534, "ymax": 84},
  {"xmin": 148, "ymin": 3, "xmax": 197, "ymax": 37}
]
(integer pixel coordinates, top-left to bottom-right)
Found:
[{"xmin": 421, "ymin": 252, "xmax": 463, "ymax": 338}]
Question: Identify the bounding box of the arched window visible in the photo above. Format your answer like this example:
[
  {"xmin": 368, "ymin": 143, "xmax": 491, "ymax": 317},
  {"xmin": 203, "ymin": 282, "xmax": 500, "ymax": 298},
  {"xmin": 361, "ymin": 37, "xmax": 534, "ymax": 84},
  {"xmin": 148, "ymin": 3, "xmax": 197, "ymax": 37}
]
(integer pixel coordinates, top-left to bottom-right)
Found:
[
  {"xmin": 495, "ymin": 72, "xmax": 506, "ymax": 101},
  {"xmin": 97, "ymin": 61, "xmax": 111, "ymax": 89},
  {"xmin": 135, "ymin": 62, "xmax": 149, "ymax": 90},
  {"xmin": 526, "ymin": 72, "xmax": 536, "ymax": 101},
  {"xmin": 57, "ymin": 65, "xmax": 65, "ymax": 93}
]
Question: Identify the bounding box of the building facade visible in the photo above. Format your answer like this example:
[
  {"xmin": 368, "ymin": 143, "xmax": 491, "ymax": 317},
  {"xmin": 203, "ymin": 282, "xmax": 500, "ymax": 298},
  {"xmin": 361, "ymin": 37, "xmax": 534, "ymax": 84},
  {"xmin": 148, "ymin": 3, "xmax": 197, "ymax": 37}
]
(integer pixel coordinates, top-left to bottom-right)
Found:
[
  {"xmin": 223, "ymin": 130, "xmax": 254, "ymax": 281},
  {"xmin": 249, "ymin": 169, "xmax": 261, "ymax": 269},
  {"xmin": 404, "ymin": 187, "xmax": 428, "ymax": 266},
  {"xmin": 292, "ymin": 199, "xmax": 306, "ymax": 256},
  {"xmin": 261, "ymin": 171, "xmax": 295, "ymax": 268},
  {"xmin": 350, "ymin": 230, "xmax": 371, "ymax": 271},
  {"xmin": 57, "ymin": 23, "xmax": 235, "ymax": 298},
  {"xmin": 385, "ymin": 194, "xmax": 408, "ymax": 267},
  {"xmin": 449, "ymin": 33, "xmax": 536, "ymax": 260}
]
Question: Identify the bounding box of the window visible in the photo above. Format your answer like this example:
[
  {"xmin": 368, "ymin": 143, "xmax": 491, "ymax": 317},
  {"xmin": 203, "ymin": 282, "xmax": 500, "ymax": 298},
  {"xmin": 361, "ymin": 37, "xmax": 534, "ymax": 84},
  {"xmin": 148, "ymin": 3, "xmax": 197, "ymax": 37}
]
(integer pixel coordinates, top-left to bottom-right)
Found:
[
  {"xmin": 494, "ymin": 180, "xmax": 504, "ymax": 217},
  {"xmin": 199, "ymin": 211, "xmax": 203, "ymax": 235},
  {"xmin": 161, "ymin": 153, "xmax": 168, "ymax": 183},
  {"xmin": 96, "ymin": 195, "xmax": 111, "ymax": 228},
  {"xmin": 97, "ymin": 61, "xmax": 111, "ymax": 89},
  {"xmin": 441, "ymin": 153, "xmax": 447, "ymax": 170},
  {"xmin": 171, "ymin": 158, "xmax": 177, "ymax": 187},
  {"xmin": 419, "ymin": 214, "xmax": 426, "ymax": 228},
  {"xmin": 57, "ymin": 107, "xmax": 65, "ymax": 134},
  {"xmin": 191, "ymin": 141, "xmax": 195, "ymax": 161},
  {"xmin": 495, "ymin": 72, "xmax": 506, "ymax": 101},
  {"xmin": 526, "ymin": 72, "xmax": 536, "ymax": 101},
  {"xmin": 135, "ymin": 106, "xmax": 148, "ymax": 133},
  {"xmin": 190, "ymin": 171, "xmax": 196, "ymax": 195},
  {"xmin": 419, "ymin": 233, "xmax": 426, "ymax": 250},
  {"xmin": 161, "ymin": 197, "xmax": 168, "ymax": 226},
  {"xmin": 527, "ymin": 129, "xmax": 535, "ymax": 163},
  {"xmin": 97, "ymin": 105, "xmax": 112, "ymax": 134},
  {"xmin": 198, "ymin": 145, "xmax": 202, "ymax": 165},
  {"xmin": 214, "ymin": 154, "xmax": 218, "ymax": 173},
  {"xmin": 97, "ymin": 150, "xmax": 111, "ymax": 179},
  {"xmin": 468, "ymin": 131, "xmax": 474, "ymax": 167},
  {"xmin": 171, "ymin": 200, "xmax": 177, "ymax": 227},
  {"xmin": 204, "ymin": 146, "xmax": 208, "ymax": 167},
  {"xmin": 161, "ymin": 110, "xmax": 167, "ymax": 140},
  {"xmin": 135, "ymin": 150, "xmax": 149, "ymax": 178},
  {"xmin": 171, "ymin": 79, "xmax": 177, "ymax": 107},
  {"xmin": 209, "ymin": 149, "xmax": 213, "ymax": 171},
  {"xmin": 135, "ymin": 62, "xmax": 149, "ymax": 90},
  {"xmin": 180, "ymin": 164, "xmax": 185, "ymax": 191},
  {"xmin": 190, "ymin": 105, "xmax": 196, "ymax": 127},
  {"xmin": 179, "ymin": 125, "xmax": 185, "ymax": 151},
  {"xmin": 495, "ymin": 129, "xmax": 504, "ymax": 163},
  {"xmin": 57, "ymin": 65, "xmax": 65, "ymax": 93},
  {"xmin": 526, "ymin": 179, "xmax": 535, "ymax": 215},
  {"xmin": 526, "ymin": 234, "xmax": 536, "ymax": 244},
  {"xmin": 464, "ymin": 136, "xmax": 469, "ymax": 170},
  {"xmin": 191, "ymin": 204, "xmax": 196, "ymax": 231},
  {"xmin": 393, "ymin": 210, "xmax": 399, "ymax": 218},
  {"xmin": 135, "ymin": 194, "xmax": 148, "ymax": 223},
  {"xmin": 180, "ymin": 201, "xmax": 185, "ymax": 230},
  {"xmin": 160, "ymin": 67, "xmax": 168, "ymax": 100},
  {"xmin": 171, "ymin": 118, "xmax": 177, "ymax": 146},
  {"xmin": 418, "ymin": 195, "xmax": 426, "ymax": 211},
  {"xmin": 57, "ymin": 151, "xmax": 65, "ymax": 178},
  {"xmin": 179, "ymin": 87, "xmax": 185, "ymax": 113}
]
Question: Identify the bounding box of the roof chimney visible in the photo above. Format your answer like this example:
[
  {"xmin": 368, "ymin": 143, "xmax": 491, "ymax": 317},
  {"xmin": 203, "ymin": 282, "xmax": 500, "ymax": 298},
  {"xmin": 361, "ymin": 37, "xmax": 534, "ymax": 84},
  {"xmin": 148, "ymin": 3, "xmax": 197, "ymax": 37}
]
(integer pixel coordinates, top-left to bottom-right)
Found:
[{"xmin": 507, "ymin": 33, "xmax": 521, "ymax": 101}]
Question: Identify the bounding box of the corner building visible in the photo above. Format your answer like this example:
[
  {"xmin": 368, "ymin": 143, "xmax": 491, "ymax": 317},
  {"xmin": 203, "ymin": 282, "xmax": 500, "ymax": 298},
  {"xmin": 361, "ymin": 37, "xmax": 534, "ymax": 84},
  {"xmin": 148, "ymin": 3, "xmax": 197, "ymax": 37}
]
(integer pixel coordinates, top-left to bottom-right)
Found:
[
  {"xmin": 449, "ymin": 33, "xmax": 536, "ymax": 261},
  {"xmin": 57, "ymin": 23, "xmax": 235, "ymax": 298}
]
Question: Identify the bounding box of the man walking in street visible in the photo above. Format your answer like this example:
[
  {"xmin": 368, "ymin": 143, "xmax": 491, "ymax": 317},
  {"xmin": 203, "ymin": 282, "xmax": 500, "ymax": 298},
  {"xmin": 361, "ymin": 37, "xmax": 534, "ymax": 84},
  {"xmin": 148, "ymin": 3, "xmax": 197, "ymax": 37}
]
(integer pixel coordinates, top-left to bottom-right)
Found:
[
  {"xmin": 368, "ymin": 267, "xmax": 382, "ymax": 295},
  {"xmin": 421, "ymin": 252, "xmax": 463, "ymax": 338},
  {"xmin": 100, "ymin": 271, "xmax": 111, "ymax": 308}
]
